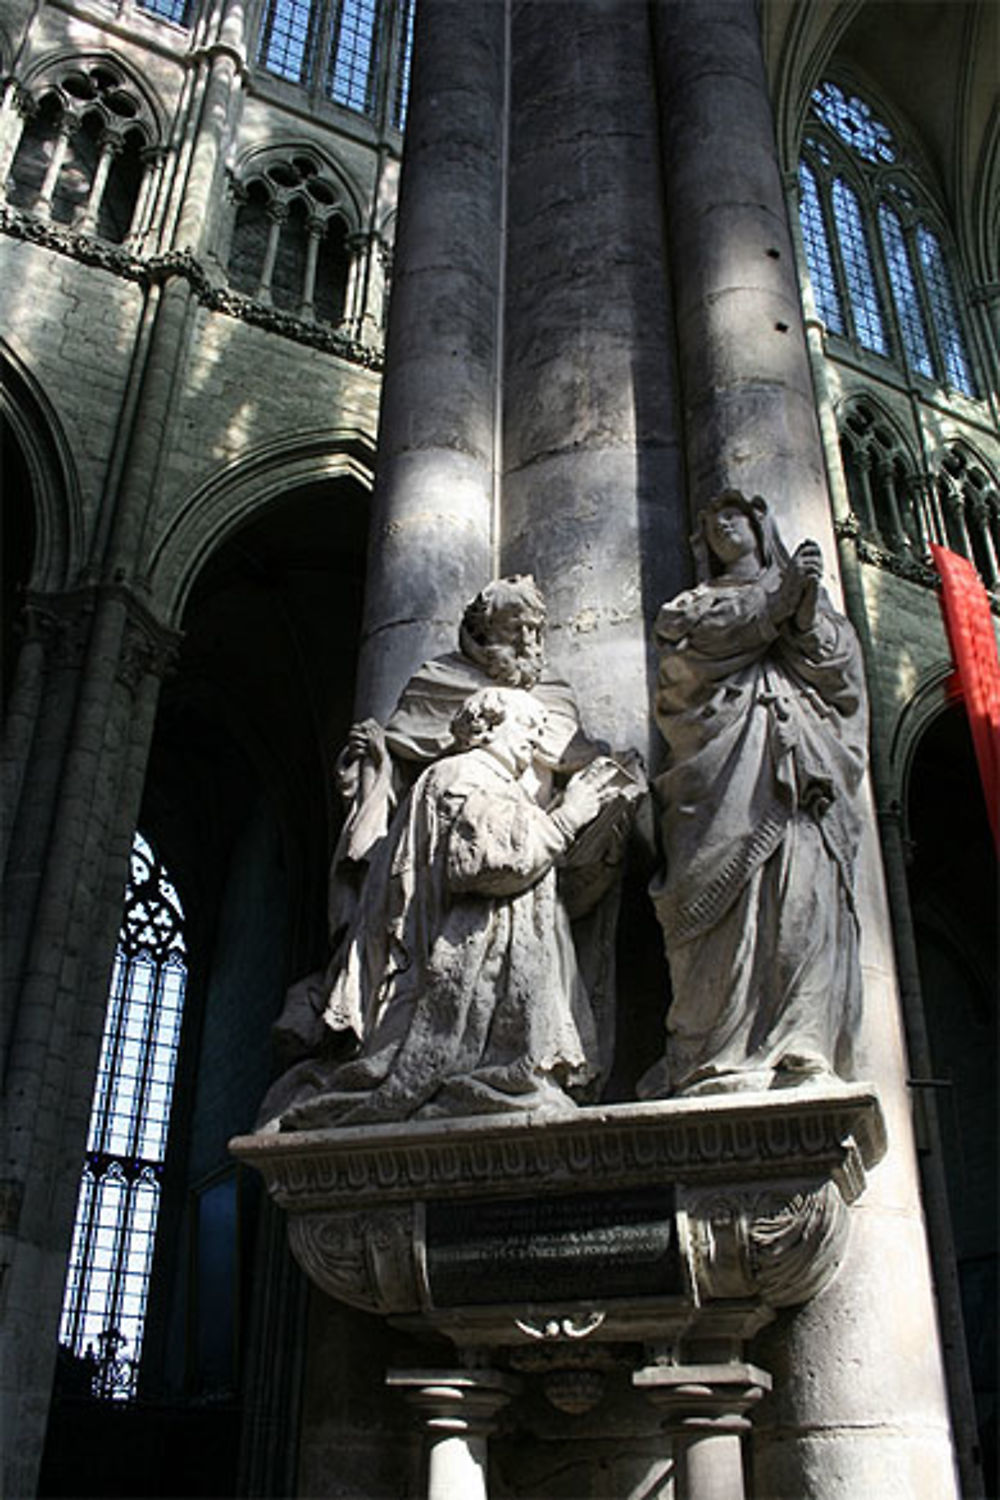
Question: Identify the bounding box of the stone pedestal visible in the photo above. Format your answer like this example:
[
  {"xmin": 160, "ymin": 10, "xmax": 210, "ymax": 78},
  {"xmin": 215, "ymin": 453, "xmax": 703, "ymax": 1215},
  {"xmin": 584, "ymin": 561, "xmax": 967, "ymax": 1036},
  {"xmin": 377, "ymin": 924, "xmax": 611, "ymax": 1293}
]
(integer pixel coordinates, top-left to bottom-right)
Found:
[{"xmin": 233, "ymin": 1087, "xmax": 885, "ymax": 1494}]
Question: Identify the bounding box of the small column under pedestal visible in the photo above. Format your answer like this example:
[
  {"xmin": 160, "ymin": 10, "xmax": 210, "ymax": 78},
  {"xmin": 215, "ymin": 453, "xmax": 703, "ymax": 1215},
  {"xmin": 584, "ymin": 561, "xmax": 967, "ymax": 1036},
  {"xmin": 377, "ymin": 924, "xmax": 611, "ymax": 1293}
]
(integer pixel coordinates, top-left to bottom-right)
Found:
[
  {"xmin": 387, "ymin": 1368, "xmax": 519, "ymax": 1500},
  {"xmin": 634, "ymin": 1362, "xmax": 772, "ymax": 1500}
]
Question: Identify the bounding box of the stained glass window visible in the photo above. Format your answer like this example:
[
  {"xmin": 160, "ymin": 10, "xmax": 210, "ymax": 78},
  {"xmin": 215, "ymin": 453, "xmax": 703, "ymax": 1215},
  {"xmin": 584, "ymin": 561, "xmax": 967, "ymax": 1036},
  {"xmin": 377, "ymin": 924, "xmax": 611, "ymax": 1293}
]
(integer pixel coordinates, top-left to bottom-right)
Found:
[
  {"xmin": 137, "ymin": 0, "xmax": 191, "ymax": 23},
  {"xmin": 58, "ymin": 833, "xmax": 187, "ymax": 1400},
  {"xmin": 259, "ymin": 0, "xmax": 316, "ymax": 84},
  {"xmin": 257, "ymin": 0, "xmax": 412, "ymax": 126},
  {"xmin": 917, "ymin": 227, "xmax": 977, "ymax": 397},
  {"xmin": 328, "ymin": 0, "xmax": 378, "ymax": 111},
  {"xmin": 391, "ymin": 0, "xmax": 414, "ymax": 130},
  {"xmin": 831, "ymin": 178, "xmax": 888, "ymax": 354},
  {"xmin": 878, "ymin": 204, "xmax": 934, "ymax": 378},
  {"xmin": 798, "ymin": 161, "xmax": 845, "ymax": 333},
  {"xmin": 812, "ymin": 80, "xmax": 896, "ymax": 165},
  {"xmin": 798, "ymin": 80, "xmax": 980, "ymax": 399}
]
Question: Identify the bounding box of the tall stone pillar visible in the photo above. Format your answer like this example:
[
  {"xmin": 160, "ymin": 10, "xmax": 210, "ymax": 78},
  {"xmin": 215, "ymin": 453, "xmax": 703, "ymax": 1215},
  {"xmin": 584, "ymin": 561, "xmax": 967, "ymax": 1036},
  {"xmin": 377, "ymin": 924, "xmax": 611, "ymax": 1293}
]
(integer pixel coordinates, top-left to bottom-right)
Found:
[
  {"xmin": 651, "ymin": 4, "xmax": 959, "ymax": 1495},
  {"xmin": 501, "ymin": 0, "xmax": 685, "ymax": 752},
  {"xmin": 652, "ymin": 0, "xmax": 829, "ymax": 552},
  {"xmin": 354, "ymin": 0, "xmax": 505, "ymax": 722},
  {"xmin": 0, "ymin": 590, "xmax": 177, "ymax": 1500}
]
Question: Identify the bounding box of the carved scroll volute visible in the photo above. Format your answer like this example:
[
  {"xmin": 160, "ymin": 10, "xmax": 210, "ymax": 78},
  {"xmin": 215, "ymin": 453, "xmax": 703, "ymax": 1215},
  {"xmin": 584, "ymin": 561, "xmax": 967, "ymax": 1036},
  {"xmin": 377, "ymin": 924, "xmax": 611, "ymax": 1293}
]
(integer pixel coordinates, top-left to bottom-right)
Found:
[
  {"xmin": 286, "ymin": 1207, "xmax": 420, "ymax": 1314},
  {"xmin": 682, "ymin": 1180, "xmax": 850, "ymax": 1308}
]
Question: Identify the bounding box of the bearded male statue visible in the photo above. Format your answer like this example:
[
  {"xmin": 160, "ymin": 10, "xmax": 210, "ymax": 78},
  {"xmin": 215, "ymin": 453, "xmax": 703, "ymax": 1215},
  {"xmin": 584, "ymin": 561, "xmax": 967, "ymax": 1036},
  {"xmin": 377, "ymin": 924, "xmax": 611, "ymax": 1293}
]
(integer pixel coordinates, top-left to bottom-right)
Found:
[{"xmin": 267, "ymin": 575, "xmax": 644, "ymax": 1113}]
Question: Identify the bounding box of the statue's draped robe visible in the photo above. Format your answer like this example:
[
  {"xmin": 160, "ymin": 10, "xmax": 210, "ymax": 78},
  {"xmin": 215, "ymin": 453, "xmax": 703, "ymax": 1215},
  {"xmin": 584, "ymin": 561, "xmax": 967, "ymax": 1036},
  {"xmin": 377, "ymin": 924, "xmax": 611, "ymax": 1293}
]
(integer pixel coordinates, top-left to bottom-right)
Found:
[
  {"xmin": 278, "ymin": 747, "xmax": 597, "ymax": 1127},
  {"xmin": 644, "ymin": 570, "xmax": 867, "ymax": 1095},
  {"xmin": 320, "ymin": 653, "xmax": 620, "ymax": 1083}
]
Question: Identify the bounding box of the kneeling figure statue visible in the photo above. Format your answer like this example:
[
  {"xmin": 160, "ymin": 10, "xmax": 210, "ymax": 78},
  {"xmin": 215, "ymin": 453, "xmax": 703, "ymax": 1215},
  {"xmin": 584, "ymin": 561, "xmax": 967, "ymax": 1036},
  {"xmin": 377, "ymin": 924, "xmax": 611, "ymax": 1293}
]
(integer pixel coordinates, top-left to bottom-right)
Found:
[{"xmin": 270, "ymin": 688, "xmax": 631, "ymax": 1128}]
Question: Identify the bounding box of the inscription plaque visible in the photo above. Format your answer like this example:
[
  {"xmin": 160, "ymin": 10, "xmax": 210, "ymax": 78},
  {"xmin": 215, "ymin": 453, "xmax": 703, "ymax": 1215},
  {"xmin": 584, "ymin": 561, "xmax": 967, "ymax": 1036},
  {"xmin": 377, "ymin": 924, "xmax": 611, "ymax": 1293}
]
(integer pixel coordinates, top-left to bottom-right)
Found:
[{"xmin": 425, "ymin": 1187, "xmax": 680, "ymax": 1306}]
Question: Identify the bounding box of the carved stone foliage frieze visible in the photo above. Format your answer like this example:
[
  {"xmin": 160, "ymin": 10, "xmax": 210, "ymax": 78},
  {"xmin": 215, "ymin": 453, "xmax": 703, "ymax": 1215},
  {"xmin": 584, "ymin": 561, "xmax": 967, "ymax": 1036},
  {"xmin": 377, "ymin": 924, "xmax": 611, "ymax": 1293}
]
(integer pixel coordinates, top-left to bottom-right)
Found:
[{"xmin": 0, "ymin": 205, "xmax": 383, "ymax": 371}]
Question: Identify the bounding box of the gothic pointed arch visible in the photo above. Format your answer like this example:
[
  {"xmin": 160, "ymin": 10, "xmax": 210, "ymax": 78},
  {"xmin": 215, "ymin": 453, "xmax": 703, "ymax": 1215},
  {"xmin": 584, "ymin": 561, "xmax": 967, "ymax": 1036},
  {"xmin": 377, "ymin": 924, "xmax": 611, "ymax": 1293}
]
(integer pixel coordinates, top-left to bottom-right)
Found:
[
  {"xmin": 145, "ymin": 429, "xmax": 375, "ymax": 625},
  {"xmin": 0, "ymin": 338, "xmax": 84, "ymax": 596},
  {"xmin": 7, "ymin": 51, "xmax": 165, "ymax": 242}
]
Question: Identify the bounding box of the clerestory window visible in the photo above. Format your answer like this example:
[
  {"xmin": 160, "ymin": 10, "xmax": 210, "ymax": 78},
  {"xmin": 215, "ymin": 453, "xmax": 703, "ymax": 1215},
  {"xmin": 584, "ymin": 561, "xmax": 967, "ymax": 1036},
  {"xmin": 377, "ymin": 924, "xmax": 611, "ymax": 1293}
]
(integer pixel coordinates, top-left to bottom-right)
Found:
[
  {"xmin": 136, "ymin": 0, "xmax": 192, "ymax": 23},
  {"xmin": 257, "ymin": 0, "xmax": 414, "ymax": 128},
  {"xmin": 58, "ymin": 833, "xmax": 187, "ymax": 1400},
  {"xmin": 797, "ymin": 80, "xmax": 978, "ymax": 399}
]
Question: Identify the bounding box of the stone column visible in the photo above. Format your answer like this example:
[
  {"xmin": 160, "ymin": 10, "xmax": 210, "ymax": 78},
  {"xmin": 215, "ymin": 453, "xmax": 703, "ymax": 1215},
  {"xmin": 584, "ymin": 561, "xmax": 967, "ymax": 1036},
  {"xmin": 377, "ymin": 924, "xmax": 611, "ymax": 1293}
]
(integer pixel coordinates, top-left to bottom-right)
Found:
[
  {"xmin": 172, "ymin": 0, "xmax": 247, "ymax": 257},
  {"xmin": 501, "ymin": 0, "xmax": 685, "ymax": 753},
  {"xmin": 353, "ymin": 0, "xmax": 505, "ymax": 722},
  {"xmin": 124, "ymin": 146, "xmax": 167, "ymax": 251},
  {"xmin": 342, "ymin": 228, "xmax": 370, "ymax": 334},
  {"xmin": 387, "ymin": 1368, "xmax": 519, "ymax": 1500},
  {"xmin": 299, "ymin": 216, "xmax": 323, "ymax": 320},
  {"xmin": 651, "ymin": 4, "xmax": 959, "ymax": 1496},
  {"xmin": 635, "ymin": 1362, "xmax": 771, "ymax": 1500},
  {"xmin": 873, "ymin": 454, "xmax": 908, "ymax": 553},
  {"xmin": 76, "ymin": 131, "xmax": 122, "ymax": 235},
  {"xmin": 651, "ymin": 0, "xmax": 829, "ymax": 550},
  {"xmin": 0, "ymin": 83, "xmax": 33, "ymax": 187},
  {"xmin": 33, "ymin": 114, "xmax": 76, "ymax": 220},
  {"xmin": 969, "ymin": 494, "xmax": 1000, "ymax": 586},
  {"xmin": 255, "ymin": 201, "xmax": 286, "ymax": 305}
]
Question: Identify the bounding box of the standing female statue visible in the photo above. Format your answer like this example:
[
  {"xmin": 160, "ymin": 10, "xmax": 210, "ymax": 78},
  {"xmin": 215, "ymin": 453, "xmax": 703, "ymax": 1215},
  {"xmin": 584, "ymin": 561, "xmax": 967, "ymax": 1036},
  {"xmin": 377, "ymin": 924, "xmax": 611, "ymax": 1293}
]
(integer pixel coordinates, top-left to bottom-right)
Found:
[{"xmin": 642, "ymin": 490, "xmax": 868, "ymax": 1097}]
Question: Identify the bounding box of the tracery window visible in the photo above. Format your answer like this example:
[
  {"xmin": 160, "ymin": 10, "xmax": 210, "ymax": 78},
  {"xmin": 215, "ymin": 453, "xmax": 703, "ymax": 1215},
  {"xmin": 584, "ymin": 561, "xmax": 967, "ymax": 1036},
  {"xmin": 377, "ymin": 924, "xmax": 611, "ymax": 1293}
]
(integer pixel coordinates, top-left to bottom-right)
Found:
[
  {"xmin": 838, "ymin": 403, "xmax": 1000, "ymax": 592},
  {"xmin": 797, "ymin": 80, "xmax": 979, "ymax": 398},
  {"xmin": 227, "ymin": 151, "xmax": 351, "ymax": 324},
  {"xmin": 58, "ymin": 833, "xmax": 187, "ymax": 1400},
  {"xmin": 5, "ymin": 61, "xmax": 156, "ymax": 245},
  {"xmin": 257, "ymin": 0, "xmax": 414, "ymax": 128},
  {"xmin": 839, "ymin": 400, "xmax": 923, "ymax": 557}
]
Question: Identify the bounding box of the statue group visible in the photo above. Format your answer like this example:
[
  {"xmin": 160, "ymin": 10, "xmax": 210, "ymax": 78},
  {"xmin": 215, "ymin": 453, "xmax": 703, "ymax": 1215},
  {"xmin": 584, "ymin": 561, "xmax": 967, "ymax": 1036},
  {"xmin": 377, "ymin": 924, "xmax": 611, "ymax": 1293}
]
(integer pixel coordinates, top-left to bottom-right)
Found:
[{"xmin": 260, "ymin": 491, "xmax": 868, "ymax": 1131}]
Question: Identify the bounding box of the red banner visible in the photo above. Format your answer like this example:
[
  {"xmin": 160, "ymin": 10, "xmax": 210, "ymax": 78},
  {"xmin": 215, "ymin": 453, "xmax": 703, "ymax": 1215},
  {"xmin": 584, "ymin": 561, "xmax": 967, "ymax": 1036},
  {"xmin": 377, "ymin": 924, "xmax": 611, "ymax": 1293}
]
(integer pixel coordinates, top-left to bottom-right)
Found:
[{"xmin": 931, "ymin": 544, "xmax": 1000, "ymax": 849}]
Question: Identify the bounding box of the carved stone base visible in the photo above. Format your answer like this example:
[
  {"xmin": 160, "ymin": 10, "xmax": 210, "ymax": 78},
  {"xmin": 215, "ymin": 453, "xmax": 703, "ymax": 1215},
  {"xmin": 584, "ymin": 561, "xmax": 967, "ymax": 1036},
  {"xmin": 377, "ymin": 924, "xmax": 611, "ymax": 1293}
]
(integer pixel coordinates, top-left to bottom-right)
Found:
[{"xmin": 231, "ymin": 1085, "xmax": 885, "ymax": 1342}]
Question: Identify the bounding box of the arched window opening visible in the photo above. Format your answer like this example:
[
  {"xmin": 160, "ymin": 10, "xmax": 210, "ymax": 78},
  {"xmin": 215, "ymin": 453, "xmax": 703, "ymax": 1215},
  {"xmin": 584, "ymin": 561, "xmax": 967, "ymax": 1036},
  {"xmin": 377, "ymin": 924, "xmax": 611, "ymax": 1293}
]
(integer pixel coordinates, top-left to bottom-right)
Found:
[
  {"xmin": 314, "ymin": 213, "xmax": 349, "ymax": 324},
  {"xmin": 878, "ymin": 201, "xmax": 933, "ymax": 378},
  {"xmin": 257, "ymin": 0, "xmax": 414, "ymax": 128},
  {"xmin": 271, "ymin": 196, "xmax": 310, "ymax": 312},
  {"xmin": 797, "ymin": 80, "xmax": 979, "ymax": 398},
  {"xmin": 797, "ymin": 158, "xmax": 844, "ymax": 334},
  {"xmin": 226, "ymin": 155, "xmax": 353, "ymax": 326},
  {"xmin": 830, "ymin": 176, "xmax": 888, "ymax": 354},
  {"xmin": 58, "ymin": 832, "xmax": 187, "ymax": 1401},
  {"xmin": 5, "ymin": 93, "xmax": 61, "ymax": 211},
  {"xmin": 327, "ymin": 0, "xmax": 378, "ymax": 113},
  {"xmin": 52, "ymin": 109, "xmax": 102, "ymax": 226},
  {"xmin": 4, "ymin": 62, "xmax": 154, "ymax": 244},
  {"xmin": 839, "ymin": 400, "xmax": 922, "ymax": 557},
  {"xmin": 937, "ymin": 448, "xmax": 1000, "ymax": 591},
  {"xmin": 228, "ymin": 179, "xmax": 271, "ymax": 296}
]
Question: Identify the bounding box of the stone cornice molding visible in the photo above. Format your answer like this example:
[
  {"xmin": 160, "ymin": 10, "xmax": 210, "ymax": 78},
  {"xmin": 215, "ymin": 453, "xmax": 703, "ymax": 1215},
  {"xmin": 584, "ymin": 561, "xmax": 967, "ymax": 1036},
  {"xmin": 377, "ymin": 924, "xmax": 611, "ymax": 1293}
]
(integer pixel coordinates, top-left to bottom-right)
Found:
[
  {"xmin": 0, "ymin": 205, "xmax": 384, "ymax": 371},
  {"xmin": 234, "ymin": 1089, "xmax": 885, "ymax": 1212}
]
